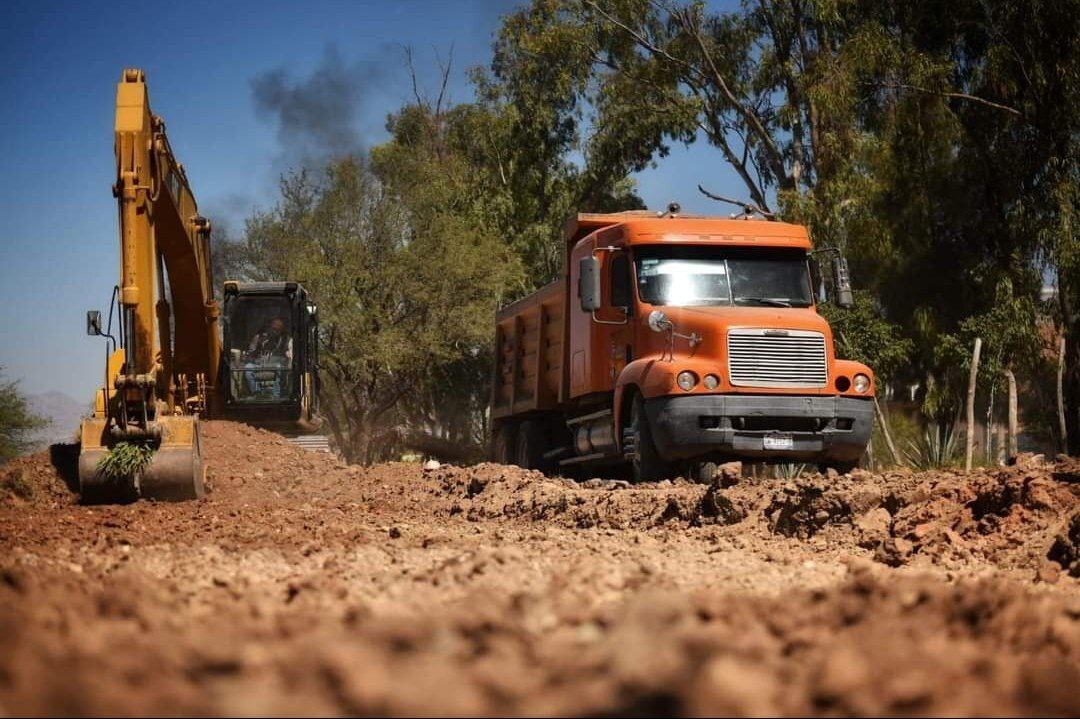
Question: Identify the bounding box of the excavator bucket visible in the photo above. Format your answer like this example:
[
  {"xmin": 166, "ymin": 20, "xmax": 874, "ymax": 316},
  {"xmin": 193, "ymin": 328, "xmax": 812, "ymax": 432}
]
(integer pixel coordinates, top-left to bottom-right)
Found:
[{"xmin": 78, "ymin": 416, "xmax": 206, "ymax": 503}]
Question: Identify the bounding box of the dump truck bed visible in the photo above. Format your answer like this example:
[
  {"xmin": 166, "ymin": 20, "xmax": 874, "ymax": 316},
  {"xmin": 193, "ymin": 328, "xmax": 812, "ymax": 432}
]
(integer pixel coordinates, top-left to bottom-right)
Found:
[{"xmin": 491, "ymin": 280, "xmax": 565, "ymax": 419}]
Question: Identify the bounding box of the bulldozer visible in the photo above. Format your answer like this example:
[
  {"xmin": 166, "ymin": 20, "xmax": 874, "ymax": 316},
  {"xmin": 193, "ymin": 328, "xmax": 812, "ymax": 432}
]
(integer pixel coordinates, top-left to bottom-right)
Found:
[{"xmin": 79, "ymin": 69, "xmax": 322, "ymax": 502}]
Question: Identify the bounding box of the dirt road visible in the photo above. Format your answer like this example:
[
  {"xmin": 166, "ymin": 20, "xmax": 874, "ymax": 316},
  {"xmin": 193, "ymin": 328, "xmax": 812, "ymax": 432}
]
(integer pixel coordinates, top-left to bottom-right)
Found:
[{"xmin": 1, "ymin": 420, "xmax": 1078, "ymax": 716}]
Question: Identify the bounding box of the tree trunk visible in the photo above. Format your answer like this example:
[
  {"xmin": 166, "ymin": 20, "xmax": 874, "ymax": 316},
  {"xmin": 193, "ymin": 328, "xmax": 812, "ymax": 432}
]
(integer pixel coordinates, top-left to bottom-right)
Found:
[
  {"xmin": 1004, "ymin": 368, "xmax": 1018, "ymax": 461},
  {"xmin": 965, "ymin": 337, "xmax": 982, "ymax": 472},
  {"xmin": 872, "ymin": 395, "xmax": 904, "ymax": 466},
  {"xmin": 984, "ymin": 383, "xmax": 995, "ymax": 464},
  {"xmin": 1058, "ymin": 335, "xmax": 1069, "ymax": 455}
]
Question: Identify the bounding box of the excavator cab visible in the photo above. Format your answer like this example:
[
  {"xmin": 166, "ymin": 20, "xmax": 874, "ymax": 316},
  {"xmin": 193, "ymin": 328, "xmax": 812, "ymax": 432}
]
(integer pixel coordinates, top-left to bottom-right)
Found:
[{"xmin": 221, "ymin": 281, "xmax": 322, "ymax": 433}]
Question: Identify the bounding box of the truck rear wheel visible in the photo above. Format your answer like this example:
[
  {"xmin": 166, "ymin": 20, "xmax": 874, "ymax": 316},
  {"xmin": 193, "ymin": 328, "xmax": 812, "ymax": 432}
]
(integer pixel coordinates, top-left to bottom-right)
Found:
[
  {"xmin": 625, "ymin": 394, "xmax": 677, "ymax": 483},
  {"xmin": 492, "ymin": 422, "xmax": 517, "ymax": 464},
  {"xmin": 516, "ymin": 419, "xmax": 554, "ymax": 475}
]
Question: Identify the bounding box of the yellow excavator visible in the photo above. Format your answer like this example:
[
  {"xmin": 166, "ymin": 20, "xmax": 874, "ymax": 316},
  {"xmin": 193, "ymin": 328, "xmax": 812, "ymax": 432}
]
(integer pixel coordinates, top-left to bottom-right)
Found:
[{"xmin": 80, "ymin": 69, "xmax": 321, "ymax": 502}]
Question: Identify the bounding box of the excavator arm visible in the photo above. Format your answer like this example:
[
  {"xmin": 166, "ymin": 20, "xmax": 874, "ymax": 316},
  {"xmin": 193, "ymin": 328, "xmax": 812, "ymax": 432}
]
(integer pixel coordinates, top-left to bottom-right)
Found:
[{"xmin": 80, "ymin": 69, "xmax": 221, "ymax": 502}]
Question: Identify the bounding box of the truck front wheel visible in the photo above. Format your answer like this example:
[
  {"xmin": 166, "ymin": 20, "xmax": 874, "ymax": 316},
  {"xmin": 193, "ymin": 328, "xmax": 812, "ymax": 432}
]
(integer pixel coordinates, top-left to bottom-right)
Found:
[
  {"xmin": 625, "ymin": 394, "xmax": 677, "ymax": 483},
  {"xmin": 818, "ymin": 460, "xmax": 859, "ymax": 475}
]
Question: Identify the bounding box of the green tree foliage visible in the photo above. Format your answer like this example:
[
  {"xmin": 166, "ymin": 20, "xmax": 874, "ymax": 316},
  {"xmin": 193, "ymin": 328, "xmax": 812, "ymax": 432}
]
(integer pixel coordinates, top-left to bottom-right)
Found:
[
  {"xmin": 237, "ymin": 157, "xmax": 518, "ymax": 463},
  {"xmin": 503, "ymin": 0, "xmax": 1076, "ymax": 434},
  {"xmin": 219, "ymin": 0, "xmax": 1077, "ymax": 461},
  {"xmin": 938, "ymin": 279, "xmax": 1049, "ymax": 389},
  {"xmin": 823, "ymin": 291, "xmax": 912, "ymax": 384},
  {"xmin": 933, "ymin": 278, "xmax": 1052, "ymax": 423},
  {"xmin": 0, "ymin": 368, "xmax": 45, "ymax": 463}
]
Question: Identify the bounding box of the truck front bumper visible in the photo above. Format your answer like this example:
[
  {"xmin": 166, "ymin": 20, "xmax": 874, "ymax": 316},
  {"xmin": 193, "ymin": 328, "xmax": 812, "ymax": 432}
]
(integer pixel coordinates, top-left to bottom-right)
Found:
[{"xmin": 644, "ymin": 394, "xmax": 873, "ymax": 463}]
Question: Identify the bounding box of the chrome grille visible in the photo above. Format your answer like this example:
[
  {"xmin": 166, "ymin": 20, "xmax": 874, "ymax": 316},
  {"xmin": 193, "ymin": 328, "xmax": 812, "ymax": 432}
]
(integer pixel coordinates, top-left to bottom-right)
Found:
[{"xmin": 727, "ymin": 328, "xmax": 828, "ymax": 388}]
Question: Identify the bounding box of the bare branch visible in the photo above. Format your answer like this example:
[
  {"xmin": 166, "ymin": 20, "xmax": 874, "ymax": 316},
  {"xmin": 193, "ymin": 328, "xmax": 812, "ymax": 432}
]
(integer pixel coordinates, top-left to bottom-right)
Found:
[
  {"xmin": 433, "ymin": 43, "xmax": 455, "ymax": 117},
  {"xmin": 672, "ymin": 7, "xmax": 791, "ymax": 187},
  {"xmin": 698, "ymin": 185, "xmax": 776, "ymax": 218},
  {"xmin": 584, "ymin": 0, "xmax": 702, "ymax": 78},
  {"xmin": 402, "ymin": 45, "xmax": 424, "ymax": 108},
  {"xmin": 865, "ymin": 81, "xmax": 1022, "ymax": 117},
  {"xmin": 696, "ymin": 115, "xmax": 770, "ymax": 211}
]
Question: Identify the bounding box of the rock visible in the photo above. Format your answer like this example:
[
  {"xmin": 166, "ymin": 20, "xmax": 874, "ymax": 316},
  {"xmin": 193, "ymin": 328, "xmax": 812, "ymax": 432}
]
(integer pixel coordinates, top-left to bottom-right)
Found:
[
  {"xmin": 423, "ymin": 460, "xmax": 441, "ymax": 471},
  {"xmin": 1009, "ymin": 452, "xmax": 1046, "ymax": 468},
  {"xmin": 847, "ymin": 488, "xmax": 882, "ymax": 515},
  {"xmin": 875, "ymin": 536, "xmax": 913, "ymax": 567},
  {"xmin": 912, "ymin": 522, "xmax": 936, "ymax": 539},
  {"xmin": 388, "ymin": 526, "xmax": 402, "ymax": 539},
  {"xmin": 855, "ymin": 507, "xmax": 891, "ymax": 535},
  {"xmin": 1036, "ymin": 560, "xmax": 1062, "ymax": 584},
  {"xmin": 697, "ymin": 484, "xmax": 747, "ymax": 526},
  {"xmin": 718, "ymin": 461, "xmax": 742, "ymax": 487},
  {"xmin": 687, "ymin": 656, "xmax": 777, "ymax": 716}
]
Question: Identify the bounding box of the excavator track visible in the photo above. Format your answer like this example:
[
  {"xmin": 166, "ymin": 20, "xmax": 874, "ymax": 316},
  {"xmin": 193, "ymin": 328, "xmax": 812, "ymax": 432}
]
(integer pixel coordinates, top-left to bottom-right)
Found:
[{"xmin": 78, "ymin": 416, "xmax": 206, "ymax": 503}]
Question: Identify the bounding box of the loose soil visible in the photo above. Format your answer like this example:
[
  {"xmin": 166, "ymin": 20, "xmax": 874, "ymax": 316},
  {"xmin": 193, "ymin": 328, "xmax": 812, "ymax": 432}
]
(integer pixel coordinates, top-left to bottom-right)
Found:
[{"xmin": 1, "ymin": 421, "xmax": 1078, "ymax": 716}]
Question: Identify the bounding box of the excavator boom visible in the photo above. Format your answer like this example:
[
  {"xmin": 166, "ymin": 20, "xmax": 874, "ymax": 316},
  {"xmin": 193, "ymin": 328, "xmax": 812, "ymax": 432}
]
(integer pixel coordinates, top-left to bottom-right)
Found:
[{"xmin": 80, "ymin": 69, "xmax": 221, "ymax": 502}]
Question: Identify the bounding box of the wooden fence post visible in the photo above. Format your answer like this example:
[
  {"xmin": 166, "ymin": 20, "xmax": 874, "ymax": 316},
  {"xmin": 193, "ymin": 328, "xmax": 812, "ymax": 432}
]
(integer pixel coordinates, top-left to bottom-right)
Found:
[
  {"xmin": 1058, "ymin": 336, "xmax": 1068, "ymax": 455},
  {"xmin": 872, "ymin": 395, "xmax": 904, "ymax": 466},
  {"xmin": 965, "ymin": 337, "xmax": 982, "ymax": 471},
  {"xmin": 1004, "ymin": 368, "xmax": 1018, "ymax": 461}
]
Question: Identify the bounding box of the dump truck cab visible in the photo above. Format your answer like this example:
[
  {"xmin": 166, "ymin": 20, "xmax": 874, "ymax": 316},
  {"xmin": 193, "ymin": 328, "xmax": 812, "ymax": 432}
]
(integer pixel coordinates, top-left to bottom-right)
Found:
[
  {"xmin": 491, "ymin": 211, "xmax": 874, "ymax": 481},
  {"xmin": 221, "ymin": 281, "xmax": 321, "ymax": 432}
]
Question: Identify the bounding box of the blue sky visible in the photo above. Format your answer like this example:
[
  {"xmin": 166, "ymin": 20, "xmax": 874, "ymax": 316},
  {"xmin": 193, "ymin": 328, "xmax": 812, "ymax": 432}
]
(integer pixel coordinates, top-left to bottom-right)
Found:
[{"xmin": 0, "ymin": 0, "xmax": 745, "ymax": 401}]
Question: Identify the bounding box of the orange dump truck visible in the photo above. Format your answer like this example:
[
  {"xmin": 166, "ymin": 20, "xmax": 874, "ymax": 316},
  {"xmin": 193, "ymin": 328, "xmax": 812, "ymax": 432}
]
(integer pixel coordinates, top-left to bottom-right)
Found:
[{"xmin": 490, "ymin": 210, "xmax": 875, "ymax": 481}]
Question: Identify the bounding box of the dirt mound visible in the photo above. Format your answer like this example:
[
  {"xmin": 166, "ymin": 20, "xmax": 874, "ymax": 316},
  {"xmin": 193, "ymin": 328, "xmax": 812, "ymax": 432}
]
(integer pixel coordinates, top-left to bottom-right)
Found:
[
  {"xmin": 0, "ymin": 560, "xmax": 1076, "ymax": 717},
  {"xmin": 0, "ymin": 444, "xmax": 78, "ymax": 508},
  {"xmin": 426, "ymin": 463, "xmax": 746, "ymax": 529},
  {"xmin": 1, "ymin": 421, "xmax": 1079, "ymax": 716}
]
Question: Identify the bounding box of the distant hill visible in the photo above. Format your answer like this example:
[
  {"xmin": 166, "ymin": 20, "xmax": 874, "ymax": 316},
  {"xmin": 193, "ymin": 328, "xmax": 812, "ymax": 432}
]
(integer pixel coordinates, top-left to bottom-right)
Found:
[{"xmin": 26, "ymin": 391, "xmax": 87, "ymax": 449}]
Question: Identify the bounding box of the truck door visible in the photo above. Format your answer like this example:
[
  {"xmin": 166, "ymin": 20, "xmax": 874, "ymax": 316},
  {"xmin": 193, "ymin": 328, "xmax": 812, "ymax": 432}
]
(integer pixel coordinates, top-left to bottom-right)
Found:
[
  {"xmin": 608, "ymin": 251, "xmax": 634, "ymax": 383},
  {"xmin": 568, "ymin": 232, "xmax": 633, "ymax": 398}
]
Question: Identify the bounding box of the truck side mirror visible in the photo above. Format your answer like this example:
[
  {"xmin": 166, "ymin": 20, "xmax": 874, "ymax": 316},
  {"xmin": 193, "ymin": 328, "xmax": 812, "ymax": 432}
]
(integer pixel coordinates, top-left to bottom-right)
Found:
[
  {"xmin": 86, "ymin": 310, "xmax": 102, "ymax": 336},
  {"xmin": 579, "ymin": 256, "xmax": 601, "ymax": 312},
  {"xmin": 831, "ymin": 257, "xmax": 854, "ymax": 309}
]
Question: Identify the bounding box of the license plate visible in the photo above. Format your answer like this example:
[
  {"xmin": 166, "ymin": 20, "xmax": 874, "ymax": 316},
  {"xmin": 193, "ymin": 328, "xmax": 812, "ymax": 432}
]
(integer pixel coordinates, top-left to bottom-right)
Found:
[{"xmin": 763, "ymin": 433, "xmax": 794, "ymax": 450}]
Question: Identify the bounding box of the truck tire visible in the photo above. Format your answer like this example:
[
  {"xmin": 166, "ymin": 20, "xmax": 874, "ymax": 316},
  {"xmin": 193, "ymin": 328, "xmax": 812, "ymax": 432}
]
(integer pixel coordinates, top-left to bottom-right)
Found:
[
  {"xmin": 818, "ymin": 460, "xmax": 858, "ymax": 475},
  {"xmin": 625, "ymin": 393, "xmax": 677, "ymax": 483},
  {"xmin": 516, "ymin": 419, "xmax": 554, "ymax": 475},
  {"xmin": 492, "ymin": 422, "xmax": 517, "ymax": 464}
]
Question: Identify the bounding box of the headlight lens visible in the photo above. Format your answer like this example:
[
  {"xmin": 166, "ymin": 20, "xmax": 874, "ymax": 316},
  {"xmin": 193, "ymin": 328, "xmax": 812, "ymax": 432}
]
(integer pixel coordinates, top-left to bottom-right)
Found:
[
  {"xmin": 677, "ymin": 371, "xmax": 698, "ymax": 391},
  {"xmin": 703, "ymin": 374, "xmax": 720, "ymax": 390},
  {"xmin": 853, "ymin": 374, "xmax": 871, "ymax": 393}
]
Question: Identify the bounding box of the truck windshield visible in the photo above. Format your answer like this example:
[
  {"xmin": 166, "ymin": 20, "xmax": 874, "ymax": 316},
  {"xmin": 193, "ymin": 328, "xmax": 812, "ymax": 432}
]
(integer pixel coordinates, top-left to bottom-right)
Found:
[{"xmin": 635, "ymin": 246, "xmax": 812, "ymax": 308}]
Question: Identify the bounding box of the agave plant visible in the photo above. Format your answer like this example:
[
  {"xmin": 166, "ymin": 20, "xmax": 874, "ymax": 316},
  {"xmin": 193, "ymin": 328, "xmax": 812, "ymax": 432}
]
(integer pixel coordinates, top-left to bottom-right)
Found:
[
  {"xmin": 96, "ymin": 441, "xmax": 156, "ymax": 483},
  {"xmin": 904, "ymin": 423, "xmax": 960, "ymax": 470},
  {"xmin": 774, "ymin": 462, "xmax": 807, "ymax": 480}
]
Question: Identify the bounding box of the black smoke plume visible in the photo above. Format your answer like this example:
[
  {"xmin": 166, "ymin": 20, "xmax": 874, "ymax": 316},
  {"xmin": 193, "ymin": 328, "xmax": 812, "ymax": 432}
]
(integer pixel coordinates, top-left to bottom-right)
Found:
[{"xmin": 252, "ymin": 44, "xmax": 394, "ymax": 168}]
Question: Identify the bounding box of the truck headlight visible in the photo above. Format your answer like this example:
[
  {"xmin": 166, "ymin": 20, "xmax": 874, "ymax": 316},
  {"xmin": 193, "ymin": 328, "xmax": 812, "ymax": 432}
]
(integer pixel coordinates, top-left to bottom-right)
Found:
[
  {"xmin": 703, "ymin": 374, "xmax": 720, "ymax": 390},
  {"xmin": 853, "ymin": 374, "xmax": 871, "ymax": 393},
  {"xmin": 677, "ymin": 371, "xmax": 697, "ymax": 391}
]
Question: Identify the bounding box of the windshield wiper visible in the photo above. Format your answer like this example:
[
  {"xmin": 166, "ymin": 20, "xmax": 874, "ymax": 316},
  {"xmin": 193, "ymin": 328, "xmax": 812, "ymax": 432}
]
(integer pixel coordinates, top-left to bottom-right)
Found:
[{"xmin": 735, "ymin": 297, "xmax": 793, "ymax": 307}]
